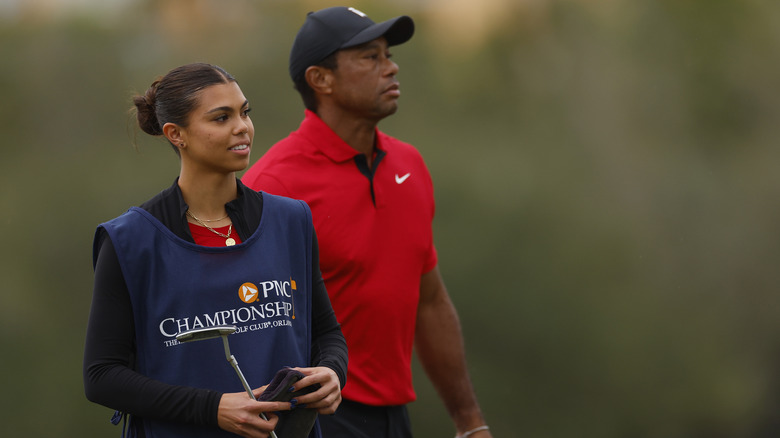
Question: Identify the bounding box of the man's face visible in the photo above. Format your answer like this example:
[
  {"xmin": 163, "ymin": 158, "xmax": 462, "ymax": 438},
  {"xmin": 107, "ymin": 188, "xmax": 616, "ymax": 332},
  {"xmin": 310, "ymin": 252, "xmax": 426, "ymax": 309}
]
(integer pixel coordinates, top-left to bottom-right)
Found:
[{"xmin": 329, "ymin": 37, "xmax": 401, "ymax": 121}]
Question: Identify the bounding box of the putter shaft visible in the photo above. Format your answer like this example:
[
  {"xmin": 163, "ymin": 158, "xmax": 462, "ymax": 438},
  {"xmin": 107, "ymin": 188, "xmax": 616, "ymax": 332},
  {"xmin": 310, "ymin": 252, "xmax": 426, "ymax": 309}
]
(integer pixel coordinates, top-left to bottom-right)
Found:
[{"xmin": 221, "ymin": 336, "xmax": 278, "ymax": 438}]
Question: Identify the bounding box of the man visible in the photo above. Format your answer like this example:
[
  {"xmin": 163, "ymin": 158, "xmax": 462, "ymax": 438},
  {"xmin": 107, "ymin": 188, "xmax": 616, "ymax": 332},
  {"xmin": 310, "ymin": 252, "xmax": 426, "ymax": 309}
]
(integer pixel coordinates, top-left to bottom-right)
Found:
[{"xmin": 243, "ymin": 6, "xmax": 491, "ymax": 438}]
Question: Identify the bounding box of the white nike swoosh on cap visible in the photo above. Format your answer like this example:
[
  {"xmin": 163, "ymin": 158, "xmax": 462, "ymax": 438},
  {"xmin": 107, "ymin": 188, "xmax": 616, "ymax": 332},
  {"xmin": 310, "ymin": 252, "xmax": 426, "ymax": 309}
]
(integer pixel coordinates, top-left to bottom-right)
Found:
[{"xmin": 395, "ymin": 173, "xmax": 411, "ymax": 184}]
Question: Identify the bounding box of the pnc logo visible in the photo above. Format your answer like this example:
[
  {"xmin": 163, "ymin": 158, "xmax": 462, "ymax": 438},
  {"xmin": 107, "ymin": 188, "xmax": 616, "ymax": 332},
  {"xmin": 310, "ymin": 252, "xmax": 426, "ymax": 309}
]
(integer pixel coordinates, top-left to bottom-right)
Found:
[
  {"xmin": 239, "ymin": 282, "xmax": 259, "ymax": 303},
  {"xmin": 238, "ymin": 279, "xmax": 298, "ymax": 318}
]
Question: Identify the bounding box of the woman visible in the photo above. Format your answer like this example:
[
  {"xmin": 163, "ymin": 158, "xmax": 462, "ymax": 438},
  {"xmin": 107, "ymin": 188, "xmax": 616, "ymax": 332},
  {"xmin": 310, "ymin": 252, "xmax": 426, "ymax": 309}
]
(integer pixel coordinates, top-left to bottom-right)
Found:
[{"xmin": 84, "ymin": 63, "xmax": 347, "ymax": 438}]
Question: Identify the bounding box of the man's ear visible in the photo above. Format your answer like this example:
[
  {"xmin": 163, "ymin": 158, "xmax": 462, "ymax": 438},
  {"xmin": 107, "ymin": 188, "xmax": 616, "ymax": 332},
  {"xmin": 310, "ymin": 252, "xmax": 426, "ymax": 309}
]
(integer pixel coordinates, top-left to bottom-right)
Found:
[
  {"xmin": 162, "ymin": 123, "xmax": 186, "ymax": 149},
  {"xmin": 305, "ymin": 65, "xmax": 333, "ymax": 96}
]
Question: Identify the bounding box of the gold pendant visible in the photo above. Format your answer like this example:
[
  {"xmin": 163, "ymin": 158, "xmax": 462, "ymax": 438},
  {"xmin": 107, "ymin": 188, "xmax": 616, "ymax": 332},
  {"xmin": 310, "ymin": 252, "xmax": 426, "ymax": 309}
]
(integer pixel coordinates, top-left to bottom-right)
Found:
[{"xmin": 225, "ymin": 238, "xmax": 236, "ymax": 246}]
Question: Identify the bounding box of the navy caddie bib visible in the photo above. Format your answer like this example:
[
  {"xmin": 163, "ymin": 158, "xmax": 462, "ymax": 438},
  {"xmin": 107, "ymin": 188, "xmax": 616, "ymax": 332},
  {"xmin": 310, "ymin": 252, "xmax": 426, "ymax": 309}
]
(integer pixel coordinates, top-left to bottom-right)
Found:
[{"xmin": 95, "ymin": 194, "xmax": 318, "ymax": 438}]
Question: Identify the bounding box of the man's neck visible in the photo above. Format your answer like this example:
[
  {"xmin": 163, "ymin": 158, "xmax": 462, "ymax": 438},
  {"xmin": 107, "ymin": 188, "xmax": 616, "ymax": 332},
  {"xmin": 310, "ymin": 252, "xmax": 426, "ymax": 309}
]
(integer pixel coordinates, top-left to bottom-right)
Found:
[{"xmin": 317, "ymin": 108, "xmax": 379, "ymax": 164}]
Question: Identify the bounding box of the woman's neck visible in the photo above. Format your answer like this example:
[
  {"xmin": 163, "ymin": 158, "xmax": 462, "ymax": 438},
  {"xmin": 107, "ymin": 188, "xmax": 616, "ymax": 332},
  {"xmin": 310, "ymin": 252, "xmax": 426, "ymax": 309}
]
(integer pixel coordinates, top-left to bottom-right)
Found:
[{"xmin": 178, "ymin": 171, "xmax": 238, "ymax": 219}]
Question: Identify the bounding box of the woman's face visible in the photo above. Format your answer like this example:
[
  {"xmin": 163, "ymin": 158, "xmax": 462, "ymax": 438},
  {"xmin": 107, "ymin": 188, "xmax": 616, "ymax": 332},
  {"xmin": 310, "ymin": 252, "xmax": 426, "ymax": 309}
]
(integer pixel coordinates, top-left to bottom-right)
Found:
[{"xmin": 178, "ymin": 81, "xmax": 254, "ymax": 175}]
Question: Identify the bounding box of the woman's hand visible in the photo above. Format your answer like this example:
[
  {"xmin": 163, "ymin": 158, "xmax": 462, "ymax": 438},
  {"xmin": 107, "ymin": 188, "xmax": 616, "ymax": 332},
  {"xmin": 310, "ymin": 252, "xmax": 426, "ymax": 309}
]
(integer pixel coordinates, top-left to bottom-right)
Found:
[
  {"xmin": 289, "ymin": 366, "xmax": 342, "ymax": 414},
  {"xmin": 217, "ymin": 391, "xmax": 291, "ymax": 438}
]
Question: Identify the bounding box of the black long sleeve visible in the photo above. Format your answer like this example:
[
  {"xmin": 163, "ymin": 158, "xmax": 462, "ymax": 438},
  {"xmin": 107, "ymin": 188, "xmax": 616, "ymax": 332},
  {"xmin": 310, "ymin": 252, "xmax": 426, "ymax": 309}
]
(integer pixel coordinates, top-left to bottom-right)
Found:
[{"xmin": 83, "ymin": 232, "xmax": 222, "ymax": 426}]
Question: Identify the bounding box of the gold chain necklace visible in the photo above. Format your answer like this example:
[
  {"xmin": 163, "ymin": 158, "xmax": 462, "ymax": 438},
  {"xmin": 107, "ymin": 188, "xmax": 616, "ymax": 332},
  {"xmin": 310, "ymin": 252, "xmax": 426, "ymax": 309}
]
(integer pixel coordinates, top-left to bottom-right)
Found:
[
  {"xmin": 186, "ymin": 210, "xmax": 236, "ymax": 246},
  {"xmin": 195, "ymin": 213, "xmax": 228, "ymax": 222}
]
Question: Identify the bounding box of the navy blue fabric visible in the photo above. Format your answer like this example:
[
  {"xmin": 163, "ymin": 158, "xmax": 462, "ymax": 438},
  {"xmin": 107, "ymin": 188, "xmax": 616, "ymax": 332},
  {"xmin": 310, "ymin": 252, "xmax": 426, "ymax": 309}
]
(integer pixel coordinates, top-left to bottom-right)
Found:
[{"xmin": 97, "ymin": 194, "xmax": 318, "ymax": 438}]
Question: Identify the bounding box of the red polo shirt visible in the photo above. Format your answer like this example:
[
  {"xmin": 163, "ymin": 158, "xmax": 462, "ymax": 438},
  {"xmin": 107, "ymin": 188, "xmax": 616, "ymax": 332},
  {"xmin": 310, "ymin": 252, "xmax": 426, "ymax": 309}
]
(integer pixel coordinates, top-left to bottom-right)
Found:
[{"xmin": 243, "ymin": 110, "xmax": 437, "ymax": 405}]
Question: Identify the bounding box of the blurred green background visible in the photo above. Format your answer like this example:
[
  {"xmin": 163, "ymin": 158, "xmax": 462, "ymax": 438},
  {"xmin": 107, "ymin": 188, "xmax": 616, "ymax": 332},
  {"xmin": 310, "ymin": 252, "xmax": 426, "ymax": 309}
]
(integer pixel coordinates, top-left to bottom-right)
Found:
[{"xmin": 2, "ymin": 0, "xmax": 780, "ymax": 436}]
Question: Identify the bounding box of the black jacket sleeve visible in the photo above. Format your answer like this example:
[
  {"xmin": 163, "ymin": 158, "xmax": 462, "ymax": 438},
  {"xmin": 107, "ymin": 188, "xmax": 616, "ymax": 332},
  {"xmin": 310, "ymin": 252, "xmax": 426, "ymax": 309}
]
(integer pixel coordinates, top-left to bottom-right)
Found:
[{"xmin": 83, "ymin": 230, "xmax": 222, "ymax": 426}]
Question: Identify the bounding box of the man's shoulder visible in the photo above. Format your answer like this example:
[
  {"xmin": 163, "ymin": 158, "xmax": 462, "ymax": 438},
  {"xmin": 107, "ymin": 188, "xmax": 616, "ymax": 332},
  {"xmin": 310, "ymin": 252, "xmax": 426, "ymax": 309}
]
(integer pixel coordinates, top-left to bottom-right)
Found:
[
  {"xmin": 377, "ymin": 129, "xmax": 417, "ymax": 148},
  {"xmin": 377, "ymin": 130, "xmax": 426, "ymax": 162},
  {"xmin": 243, "ymin": 133, "xmax": 319, "ymax": 195},
  {"xmin": 265, "ymin": 131, "xmax": 317, "ymax": 159}
]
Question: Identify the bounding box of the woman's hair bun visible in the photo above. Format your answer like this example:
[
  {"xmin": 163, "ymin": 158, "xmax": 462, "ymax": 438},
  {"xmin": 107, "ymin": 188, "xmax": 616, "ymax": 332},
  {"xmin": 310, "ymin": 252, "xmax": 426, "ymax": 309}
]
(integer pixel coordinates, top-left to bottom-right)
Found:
[{"xmin": 133, "ymin": 80, "xmax": 163, "ymax": 136}]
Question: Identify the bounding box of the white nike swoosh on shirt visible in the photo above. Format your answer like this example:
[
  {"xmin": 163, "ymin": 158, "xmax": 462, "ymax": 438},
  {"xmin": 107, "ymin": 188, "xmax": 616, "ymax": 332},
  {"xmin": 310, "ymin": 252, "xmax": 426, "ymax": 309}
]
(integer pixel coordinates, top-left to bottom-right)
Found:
[{"xmin": 395, "ymin": 173, "xmax": 411, "ymax": 184}]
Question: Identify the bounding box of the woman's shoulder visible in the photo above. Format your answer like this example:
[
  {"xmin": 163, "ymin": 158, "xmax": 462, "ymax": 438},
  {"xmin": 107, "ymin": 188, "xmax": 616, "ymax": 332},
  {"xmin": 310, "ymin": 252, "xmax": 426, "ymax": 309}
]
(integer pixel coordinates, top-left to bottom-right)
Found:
[
  {"xmin": 262, "ymin": 191, "xmax": 309, "ymax": 211},
  {"xmin": 139, "ymin": 179, "xmax": 183, "ymax": 222}
]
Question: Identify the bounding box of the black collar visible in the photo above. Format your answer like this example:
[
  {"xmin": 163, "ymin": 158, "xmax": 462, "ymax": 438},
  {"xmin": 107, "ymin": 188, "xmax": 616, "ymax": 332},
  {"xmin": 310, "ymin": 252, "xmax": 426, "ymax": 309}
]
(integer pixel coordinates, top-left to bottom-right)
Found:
[{"xmin": 139, "ymin": 177, "xmax": 264, "ymax": 243}]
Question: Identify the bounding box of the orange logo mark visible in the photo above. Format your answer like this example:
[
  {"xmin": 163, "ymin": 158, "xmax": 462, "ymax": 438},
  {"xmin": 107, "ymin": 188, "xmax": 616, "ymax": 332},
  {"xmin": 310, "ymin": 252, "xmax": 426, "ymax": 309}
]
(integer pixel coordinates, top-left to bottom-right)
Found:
[
  {"xmin": 291, "ymin": 278, "xmax": 297, "ymax": 319},
  {"xmin": 239, "ymin": 282, "xmax": 259, "ymax": 303}
]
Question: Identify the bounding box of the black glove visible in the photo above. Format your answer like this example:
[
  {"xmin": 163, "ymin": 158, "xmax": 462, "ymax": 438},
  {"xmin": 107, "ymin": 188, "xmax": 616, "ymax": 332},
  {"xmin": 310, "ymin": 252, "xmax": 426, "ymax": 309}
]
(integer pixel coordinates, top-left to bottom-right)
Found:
[{"xmin": 259, "ymin": 367, "xmax": 321, "ymax": 438}]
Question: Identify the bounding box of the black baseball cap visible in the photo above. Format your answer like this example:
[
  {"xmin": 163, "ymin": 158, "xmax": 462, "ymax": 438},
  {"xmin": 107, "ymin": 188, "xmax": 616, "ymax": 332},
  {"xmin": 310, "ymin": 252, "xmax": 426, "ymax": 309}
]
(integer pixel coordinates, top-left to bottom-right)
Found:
[{"xmin": 289, "ymin": 6, "xmax": 415, "ymax": 82}]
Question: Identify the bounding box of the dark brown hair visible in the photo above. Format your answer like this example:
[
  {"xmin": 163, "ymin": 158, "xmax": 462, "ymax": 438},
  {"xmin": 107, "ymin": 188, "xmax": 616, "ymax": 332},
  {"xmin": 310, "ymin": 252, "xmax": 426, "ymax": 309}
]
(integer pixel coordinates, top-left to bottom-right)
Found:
[{"xmin": 133, "ymin": 63, "xmax": 236, "ymax": 152}]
